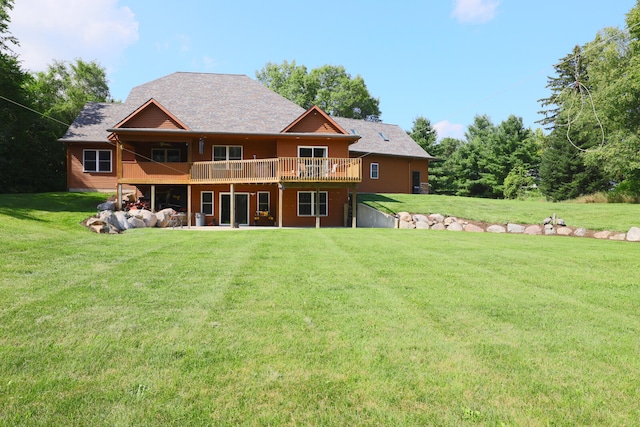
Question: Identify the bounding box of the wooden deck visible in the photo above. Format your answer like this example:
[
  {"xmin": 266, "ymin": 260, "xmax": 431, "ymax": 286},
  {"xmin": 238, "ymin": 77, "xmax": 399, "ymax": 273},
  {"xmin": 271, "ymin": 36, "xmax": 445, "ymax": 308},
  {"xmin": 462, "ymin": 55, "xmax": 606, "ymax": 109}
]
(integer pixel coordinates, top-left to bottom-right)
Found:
[{"xmin": 121, "ymin": 157, "xmax": 361, "ymax": 185}]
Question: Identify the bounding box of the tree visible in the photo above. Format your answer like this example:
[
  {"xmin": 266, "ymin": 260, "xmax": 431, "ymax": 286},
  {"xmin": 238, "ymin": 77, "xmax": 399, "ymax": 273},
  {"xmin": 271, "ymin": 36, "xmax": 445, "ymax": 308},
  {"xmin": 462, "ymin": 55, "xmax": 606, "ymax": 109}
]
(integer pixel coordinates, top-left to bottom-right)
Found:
[
  {"xmin": 256, "ymin": 61, "xmax": 381, "ymax": 120},
  {"xmin": 407, "ymin": 116, "xmax": 437, "ymax": 154}
]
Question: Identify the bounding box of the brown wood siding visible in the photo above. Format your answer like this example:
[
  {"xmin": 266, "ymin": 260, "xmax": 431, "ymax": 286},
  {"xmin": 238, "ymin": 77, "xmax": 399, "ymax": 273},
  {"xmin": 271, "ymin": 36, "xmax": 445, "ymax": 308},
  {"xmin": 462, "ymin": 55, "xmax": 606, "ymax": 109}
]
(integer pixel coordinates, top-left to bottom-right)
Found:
[
  {"xmin": 67, "ymin": 144, "xmax": 117, "ymax": 191},
  {"xmin": 122, "ymin": 104, "xmax": 183, "ymax": 129},
  {"xmin": 286, "ymin": 113, "xmax": 342, "ymax": 134},
  {"xmin": 276, "ymin": 138, "xmax": 351, "ymax": 158},
  {"xmin": 280, "ymin": 188, "xmax": 348, "ymax": 227},
  {"xmin": 356, "ymin": 155, "xmax": 429, "ymax": 194}
]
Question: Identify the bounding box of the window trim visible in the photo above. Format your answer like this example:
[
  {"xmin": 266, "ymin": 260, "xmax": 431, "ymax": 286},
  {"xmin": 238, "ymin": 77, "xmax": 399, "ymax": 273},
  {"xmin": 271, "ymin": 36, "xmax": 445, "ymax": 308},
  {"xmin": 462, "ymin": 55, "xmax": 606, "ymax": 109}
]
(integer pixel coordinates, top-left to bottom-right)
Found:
[
  {"xmin": 213, "ymin": 145, "xmax": 243, "ymax": 161},
  {"xmin": 83, "ymin": 149, "xmax": 112, "ymax": 173},
  {"xmin": 370, "ymin": 162, "xmax": 379, "ymax": 179},
  {"xmin": 297, "ymin": 191, "xmax": 328, "ymax": 217},
  {"xmin": 201, "ymin": 191, "xmax": 214, "ymax": 215}
]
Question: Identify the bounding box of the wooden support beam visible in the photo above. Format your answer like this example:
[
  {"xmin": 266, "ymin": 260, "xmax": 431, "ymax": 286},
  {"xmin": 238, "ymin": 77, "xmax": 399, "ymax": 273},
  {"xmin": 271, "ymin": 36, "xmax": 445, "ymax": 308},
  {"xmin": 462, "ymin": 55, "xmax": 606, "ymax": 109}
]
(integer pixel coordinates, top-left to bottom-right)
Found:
[
  {"xmin": 230, "ymin": 183, "xmax": 236, "ymax": 228},
  {"xmin": 150, "ymin": 185, "xmax": 155, "ymax": 212},
  {"xmin": 315, "ymin": 188, "xmax": 320, "ymax": 229},
  {"xmin": 278, "ymin": 184, "xmax": 283, "ymax": 228},
  {"xmin": 352, "ymin": 190, "xmax": 357, "ymax": 228},
  {"xmin": 187, "ymin": 185, "xmax": 192, "ymax": 227}
]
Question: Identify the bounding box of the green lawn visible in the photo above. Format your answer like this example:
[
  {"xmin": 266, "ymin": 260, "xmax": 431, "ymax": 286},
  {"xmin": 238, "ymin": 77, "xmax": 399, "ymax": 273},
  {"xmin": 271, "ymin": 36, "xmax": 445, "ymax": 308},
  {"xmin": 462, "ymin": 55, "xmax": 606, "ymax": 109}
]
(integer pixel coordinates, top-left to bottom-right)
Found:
[{"xmin": 1, "ymin": 193, "xmax": 640, "ymax": 426}]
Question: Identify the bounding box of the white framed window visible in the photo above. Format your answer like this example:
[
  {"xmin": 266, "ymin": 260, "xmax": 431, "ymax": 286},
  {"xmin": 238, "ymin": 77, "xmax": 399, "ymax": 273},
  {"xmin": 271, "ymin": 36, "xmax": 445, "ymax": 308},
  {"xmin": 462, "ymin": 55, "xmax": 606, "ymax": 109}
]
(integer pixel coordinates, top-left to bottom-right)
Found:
[
  {"xmin": 152, "ymin": 148, "xmax": 181, "ymax": 162},
  {"xmin": 213, "ymin": 146, "xmax": 242, "ymax": 170},
  {"xmin": 370, "ymin": 162, "xmax": 379, "ymax": 179},
  {"xmin": 213, "ymin": 146, "xmax": 242, "ymax": 161},
  {"xmin": 201, "ymin": 191, "xmax": 214, "ymax": 215},
  {"xmin": 257, "ymin": 191, "xmax": 270, "ymax": 213},
  {"xmin": 297, "ymin": 191, "xmax": 327, "ymax": 217},
  {"xmin": 83, "ymin": 149, "xmax": 112, "ymax": 173}
]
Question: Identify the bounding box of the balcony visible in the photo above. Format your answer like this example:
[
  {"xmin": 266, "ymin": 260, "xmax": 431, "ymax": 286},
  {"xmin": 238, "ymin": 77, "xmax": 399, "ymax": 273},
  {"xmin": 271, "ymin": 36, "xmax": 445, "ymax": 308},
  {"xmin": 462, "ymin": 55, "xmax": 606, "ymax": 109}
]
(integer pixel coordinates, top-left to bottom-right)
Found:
[
  {"xmin": 120, "ymin": 157, "xmax": 361, "ymax": 185},
  {"xmin": 190, "ymin": 157, "xmax": 361, "ymax": 184}
]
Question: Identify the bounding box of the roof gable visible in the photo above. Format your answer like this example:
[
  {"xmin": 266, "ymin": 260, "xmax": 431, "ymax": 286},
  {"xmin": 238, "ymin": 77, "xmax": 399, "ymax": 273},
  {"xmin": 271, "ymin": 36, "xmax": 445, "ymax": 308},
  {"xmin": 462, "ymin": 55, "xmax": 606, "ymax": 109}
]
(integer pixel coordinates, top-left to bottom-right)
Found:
[
  {"xmin": 282, "ymin": 105, "xmax": 348, "ymax": 134},
  {"xmin": 114, "ymin": 99, "xmax": 188, "ymax": 130}
]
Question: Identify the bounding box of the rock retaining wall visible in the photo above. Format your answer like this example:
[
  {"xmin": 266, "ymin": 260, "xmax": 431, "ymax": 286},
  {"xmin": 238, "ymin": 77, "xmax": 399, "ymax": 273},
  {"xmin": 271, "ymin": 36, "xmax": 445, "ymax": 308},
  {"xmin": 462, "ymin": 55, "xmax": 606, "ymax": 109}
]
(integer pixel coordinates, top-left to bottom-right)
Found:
[{"xmin": 392, "ymin": 210, "xmax": 640, "ymax": 243}]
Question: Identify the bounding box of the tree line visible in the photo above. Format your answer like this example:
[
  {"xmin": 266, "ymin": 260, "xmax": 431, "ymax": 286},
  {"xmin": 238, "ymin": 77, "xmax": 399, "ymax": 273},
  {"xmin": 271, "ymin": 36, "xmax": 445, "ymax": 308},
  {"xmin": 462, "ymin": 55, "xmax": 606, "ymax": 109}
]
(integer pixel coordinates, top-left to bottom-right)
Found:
[{"xmin": 0, "ymin": 0, "xmax": 111, "ymax": 193}]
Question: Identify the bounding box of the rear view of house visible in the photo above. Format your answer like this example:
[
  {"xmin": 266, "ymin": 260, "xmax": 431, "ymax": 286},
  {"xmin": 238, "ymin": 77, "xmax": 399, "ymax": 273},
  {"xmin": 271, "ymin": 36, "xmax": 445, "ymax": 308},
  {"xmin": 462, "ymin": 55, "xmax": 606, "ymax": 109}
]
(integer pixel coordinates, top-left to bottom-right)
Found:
[{"xmin": 60, "ymin": 72, "xmax": 434, "ymax": 227}]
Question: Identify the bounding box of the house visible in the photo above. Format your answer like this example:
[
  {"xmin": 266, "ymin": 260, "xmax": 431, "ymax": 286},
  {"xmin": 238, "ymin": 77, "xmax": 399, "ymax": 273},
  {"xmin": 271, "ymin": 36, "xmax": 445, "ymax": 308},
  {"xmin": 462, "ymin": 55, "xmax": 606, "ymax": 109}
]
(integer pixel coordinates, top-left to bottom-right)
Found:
[{"xmin": 60, "ymin": 72, "xmax": 434, "ymax": 227}]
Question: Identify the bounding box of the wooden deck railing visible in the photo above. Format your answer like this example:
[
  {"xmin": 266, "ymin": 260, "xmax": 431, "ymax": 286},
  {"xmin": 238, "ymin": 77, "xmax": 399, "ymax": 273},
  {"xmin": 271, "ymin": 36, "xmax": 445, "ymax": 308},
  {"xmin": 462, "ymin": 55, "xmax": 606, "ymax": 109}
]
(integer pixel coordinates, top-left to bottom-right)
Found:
[{"xmin": 121, "ymin": 158, "xmax": 361, "ymax": 185}]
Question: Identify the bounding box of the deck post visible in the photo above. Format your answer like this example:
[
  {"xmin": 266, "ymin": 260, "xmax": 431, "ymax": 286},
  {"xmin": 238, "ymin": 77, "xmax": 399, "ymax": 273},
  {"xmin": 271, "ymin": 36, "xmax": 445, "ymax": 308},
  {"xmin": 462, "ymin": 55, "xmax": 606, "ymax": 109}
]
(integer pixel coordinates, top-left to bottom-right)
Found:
[
  {"xmin": 117, "ymin": 184, "xmax": 123, "ymax": 210},
  {"xmin": 187, "ymin": 185, "xmax": 192, "ymax": 227},
  {"xmin": 278, "ymin": 184, "xmax": 283, "ymax": 228},
  {"xmin": 230, "ymin": 183, "xmax": 236, "ymax": 228},
  {"xmin": 315, "ymin": 188, "xmax": 320, "ymax": 229},
  {"xmin": 351, "ymin": 190, "xmax": 357, "ymax": 228},
  {"xmin": 150, "ymin": 185, "xmax": 155, "ymax": 212}
]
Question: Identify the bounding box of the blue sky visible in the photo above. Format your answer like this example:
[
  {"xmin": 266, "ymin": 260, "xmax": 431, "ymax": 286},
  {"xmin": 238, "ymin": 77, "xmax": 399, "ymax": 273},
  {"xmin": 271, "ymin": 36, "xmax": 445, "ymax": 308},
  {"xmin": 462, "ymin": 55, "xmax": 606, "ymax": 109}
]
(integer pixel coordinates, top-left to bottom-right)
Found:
[{"xmin": 9, "ymin": 0, "xmax": 636, "ymax": 139}]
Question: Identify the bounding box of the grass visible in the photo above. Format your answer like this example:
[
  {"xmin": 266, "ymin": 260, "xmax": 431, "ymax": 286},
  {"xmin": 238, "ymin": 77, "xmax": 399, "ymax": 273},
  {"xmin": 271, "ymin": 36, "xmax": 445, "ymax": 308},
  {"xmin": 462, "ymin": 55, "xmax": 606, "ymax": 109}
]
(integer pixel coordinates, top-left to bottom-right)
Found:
[
  {"xmin": 359, "ymin": 193, "xmax": 640, "ymax": 232},
  {"xmin": 1, "ymin": 193, "xmax": 640, "ymax": 425}
]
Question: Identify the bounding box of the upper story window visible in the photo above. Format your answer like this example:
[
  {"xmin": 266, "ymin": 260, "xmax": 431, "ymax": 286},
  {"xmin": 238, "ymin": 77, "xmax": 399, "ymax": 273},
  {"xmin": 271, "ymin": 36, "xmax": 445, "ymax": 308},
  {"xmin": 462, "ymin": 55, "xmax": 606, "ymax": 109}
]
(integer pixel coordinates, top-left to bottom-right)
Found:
[
  {"xmin": 213, "ymin": 146, "xmax": 242, "ymax": 161},
  {"xmin": 152, "ymin": 148, "xmax": 181, "ymax": 162},
  {"xmin": 370, "ymin": 162, "xmax": 379, "ymax": 179},
  {"xmin": 83, "ymin": 149, "xmax": 111, "ymax": 173},
  {"xmin": 298, "ymin": 146, "xmax": 328, "ymax": 158}
]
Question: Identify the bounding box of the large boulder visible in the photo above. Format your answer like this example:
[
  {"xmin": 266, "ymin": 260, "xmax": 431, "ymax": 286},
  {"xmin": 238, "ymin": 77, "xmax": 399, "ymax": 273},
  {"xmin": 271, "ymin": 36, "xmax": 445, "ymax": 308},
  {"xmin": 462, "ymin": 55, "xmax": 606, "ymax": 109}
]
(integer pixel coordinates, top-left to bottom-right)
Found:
[
  {"xmin": 431, "ymin": 223, "xmax": 446, "ymax": 231},
  {"xmin": 556, "ymin": 227, "xmax": 573, "ymax": 236},
  {"xmin": 84, "ymin": 217, "xmax": 120, "ymax": 234},
  {"xmin": 594, "ymin": 231, "xmax": 611, "ymax": 239},
  {"xmin": 97, "ymin": 201, "xmax": 116, "ymax": 211},
  {"xmin": 610, "ymin": 233, "xmax": 627, "ymax": 241},
  {"xmin": 573, "ymin": 228, "xmax": 587, "ymax": 237},
  {"xmin": 428, "ymin": 213, "xmax": 445, "ymax": 224},
  {"xmin": 127, "ymin": 216, "xmax": 147, "ymax": 229},
  {"xmin": 544, "ymin": 224, "xmax": 556, "ymax": 235},
  {"xmin": 113, "ymin": 211, "xmax": 132, "ymax": 230},
  {"xmin": 627, "ymin": 227, "xmax": 640, "ymax": 242},
  {"xmin": 415, "ymin": 221, "xmax": 430, "ymax": 230},
  {"xmin": 399, "ymin": 219, "xmax": 416, "ymax": 229},
  {"xmin": 413, "ymin": 214, "xmax": 429, "ymax": 223},
  {"xmin": 155, "ymin": 208, "xmax": 177, "ymax": 228},
  {"xmin": 524, "ymin": 225, "xmax": 542, "ymax": 235},
  {"xmin": 129, "ymin": 208, "xmax": 157, "ymax": 228}
]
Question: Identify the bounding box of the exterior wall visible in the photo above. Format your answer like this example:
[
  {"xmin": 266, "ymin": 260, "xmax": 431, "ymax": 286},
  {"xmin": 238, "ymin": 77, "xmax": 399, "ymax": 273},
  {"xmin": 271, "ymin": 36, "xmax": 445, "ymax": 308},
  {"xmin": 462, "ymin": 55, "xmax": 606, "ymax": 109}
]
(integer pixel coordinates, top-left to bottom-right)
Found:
[
  {"xmin": 189, "ymin": 184, "xmax": 349, "ymax": 227},
  {"xmin": 277, "ymin": 138, "xmax": 350, "ymax": 158},
  {"xmin": 67, "ymin": 143, "xmax": 117, "ymax": 192},
  {"xmin": 356, "ymin": 154, "xmax": 429, "ymax": 194}
]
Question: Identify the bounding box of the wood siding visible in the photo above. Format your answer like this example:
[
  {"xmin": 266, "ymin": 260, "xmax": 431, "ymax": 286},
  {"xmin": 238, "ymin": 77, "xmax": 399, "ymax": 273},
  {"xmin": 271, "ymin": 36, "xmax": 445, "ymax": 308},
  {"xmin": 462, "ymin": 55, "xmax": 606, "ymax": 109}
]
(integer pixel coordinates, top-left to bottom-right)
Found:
[
  {"xmin": 67, "ymin": 144, "xmax": 117, "ymax": 191},
  {"xmin": 285, "ymin": 113, "xmax": 343, "ymax": 134},
  {"xmin": 122, "ymin": 103, "xmax": 184, "ymax": 129},
  {"xmin": 356, "ymin": 154, "xmax": 429, "ymax": 194}
]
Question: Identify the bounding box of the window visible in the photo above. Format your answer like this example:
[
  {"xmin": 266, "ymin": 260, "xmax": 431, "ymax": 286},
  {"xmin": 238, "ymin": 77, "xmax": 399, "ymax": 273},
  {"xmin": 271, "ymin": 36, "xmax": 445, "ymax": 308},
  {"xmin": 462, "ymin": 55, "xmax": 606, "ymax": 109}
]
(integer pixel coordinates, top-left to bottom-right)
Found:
[
  {"xmin": 298, "ymin": 146, "xmax": 327, "ymax": 158},
  {"xmin": 152, "ymin": 148, "xmax": 181, "ymax": 162},
  {"xmin": 83, "ymin": 149, "xmax": 112, "ymax": 173},
  {"xmin": 213, "ymin": 145, "xmax": 242, "ymax": 170},
  {"xmin": 370, "ymin": 162, "xmax": 379, "ymax": 179},
  {"xmin": 213, "ymin": 146, "xmax": 242, "ymax": 161},
  {"xmin": 257, "ymin": 191, "xmax": 270, "ymax": 213},
  {"xmin": 201, "ymin": 191, "xmax": 214, "ymax": 215},
  {"xmin": 297, "ymin": 191, "xmax": 327, "ymax": 216},
  {"xmin": 378, "ymin": 132, "xmax": 390, "ymax": 141}
]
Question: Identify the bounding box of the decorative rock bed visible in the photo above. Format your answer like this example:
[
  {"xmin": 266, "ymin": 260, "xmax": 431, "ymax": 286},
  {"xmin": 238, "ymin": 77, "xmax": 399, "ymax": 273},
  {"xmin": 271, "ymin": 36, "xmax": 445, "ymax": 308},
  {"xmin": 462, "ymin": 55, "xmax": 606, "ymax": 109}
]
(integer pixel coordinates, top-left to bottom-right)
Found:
[
  {"xmin": 395, "ymin": 211, "xmax": 640, "ymax": 243},
  {"xmin": 82, "ymin": 208, "xmax": 179, "ymax": 234}
]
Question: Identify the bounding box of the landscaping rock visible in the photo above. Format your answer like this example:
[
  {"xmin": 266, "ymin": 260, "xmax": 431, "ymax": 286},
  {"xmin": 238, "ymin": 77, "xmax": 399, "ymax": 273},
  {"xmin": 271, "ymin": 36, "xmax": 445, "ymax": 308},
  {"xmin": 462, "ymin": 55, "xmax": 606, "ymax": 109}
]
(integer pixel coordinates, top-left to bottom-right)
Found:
[
  {"xmin": 413, "ymin": 214, "xmax": 429, "ymax": 223},
  {"xmin": 464, "ymin": 223, "xmax": 485, "ymax": 232},
  {"xmin": 556, "ymin": 227, "xmax": 573, "ymax": 236},
  {"xmin": 627, "ymin": 227, "xmax": 640, "ymax": 242},
  {"xmin": 428, "ymin": 213, "xmax": 445, "ymax": 223},
  {"xmin": 594, "ymin": 231, "xmax": 612, "ymax": 239},
  {"xmin": 444, "ymin": 216, "xmax": 457, "ymax": 226},
  {"xmin": 114, "ymin": 211, "xmax": 132, "ymax": 230},
  {"xmin": 487, "ymin": 225, "xmax": 506, "ymax": 233},
  {"xmin": 127, "ymin": 216, "xmax": 146, "ymax": 229},
  {"xmin": 574, "ymin": 228, "xmax": 587, "ymax": 237},
  {"xmin": 399, "ymin": 220, "xmax": 416, "ymax": 229},
  {"xmin": 507, "ymin": 223, "xmax": 525, "ymax": 234},
  {"xmin": 447, "ymin": 222, "xmax": 464, "ymax": 231},
  {"xmin": 415, "ymin": 221, "xmax": 430, "ymax": 230},
  {"xmin": 431, "ymin": 223, "xmax": 446, "ymax": 231},
  {"xmin": 129, "ymin": 208, "xmax": 157, "ymax": 228},
  {"xmin": 524, "ymin": 225, "xmax": 543, "ymax": 235},
  {"xmin": 155, "ymin": 208, "xmax": 177, "ymax": 228},
  {"xmin": 610, "ymin": 233, "xmax": 627, "ymax": 241},
  {"xmin": 97, "ymin": 201, "xmax": 116, "ymax": 211},
  {"xmin": 544, "ymin": 224, "xmax": 556, "ymax": 235}
]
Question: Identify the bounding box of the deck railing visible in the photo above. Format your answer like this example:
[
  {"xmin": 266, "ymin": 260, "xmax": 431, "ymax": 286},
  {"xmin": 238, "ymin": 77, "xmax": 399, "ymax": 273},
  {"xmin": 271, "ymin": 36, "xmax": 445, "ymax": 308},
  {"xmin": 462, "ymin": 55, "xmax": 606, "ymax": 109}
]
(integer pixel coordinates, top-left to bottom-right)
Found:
[
  {"xmin": 191, "ymin": 157, "xmax": 361, "ymax": 184},
  {"xmin": 121, "ymin": 158, "xmax": 361, "ymax": 184}
]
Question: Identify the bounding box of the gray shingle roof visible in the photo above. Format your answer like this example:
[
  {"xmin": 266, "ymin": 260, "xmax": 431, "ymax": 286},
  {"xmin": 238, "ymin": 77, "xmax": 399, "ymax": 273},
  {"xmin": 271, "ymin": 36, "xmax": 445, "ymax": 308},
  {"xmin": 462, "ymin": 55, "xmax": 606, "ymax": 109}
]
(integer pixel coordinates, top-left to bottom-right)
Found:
[
  {"xmin": 60, "ymin": 72, "xmax": 433, "ymax": 160},
  {"xmin": 336, "ymin": 117, "xmax": 434, "ymax": 159}
]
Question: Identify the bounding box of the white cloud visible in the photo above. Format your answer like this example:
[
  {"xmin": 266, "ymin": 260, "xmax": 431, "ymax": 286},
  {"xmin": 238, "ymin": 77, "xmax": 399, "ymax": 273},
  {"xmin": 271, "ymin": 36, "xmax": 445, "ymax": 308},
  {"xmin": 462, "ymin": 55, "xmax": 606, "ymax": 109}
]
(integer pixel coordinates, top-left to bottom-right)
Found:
[
  {"xmin": 451, "ymin": 0, "xmax": 500, "ymax": 24},
  {"xmin": 434, "ymin": 120, "xmax": 465, "ymax": 141},
  {"xmin": 9, "ymin": 0, "xmax": 139, "ymax": 72}
]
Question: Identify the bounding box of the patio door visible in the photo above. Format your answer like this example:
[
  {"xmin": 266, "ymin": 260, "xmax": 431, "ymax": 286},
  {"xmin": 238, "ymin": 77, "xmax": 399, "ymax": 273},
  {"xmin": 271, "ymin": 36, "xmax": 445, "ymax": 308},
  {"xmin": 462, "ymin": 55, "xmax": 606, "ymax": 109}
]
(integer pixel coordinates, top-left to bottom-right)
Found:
[
  {"xmin": 220, "ymin": 193, "xmax": 249, "ymax": 226},
  {"xmin": 298, "ymin": 146, "xmax": 328, "ymax": 178}
]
